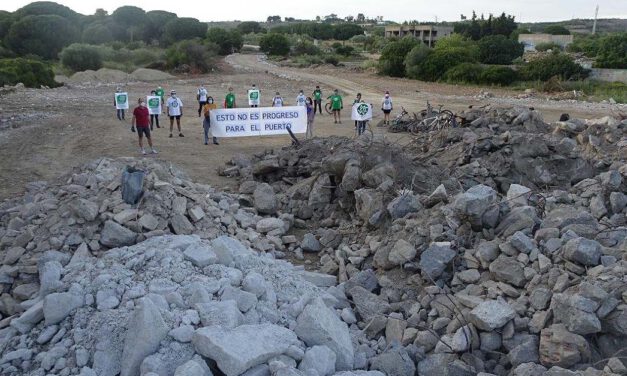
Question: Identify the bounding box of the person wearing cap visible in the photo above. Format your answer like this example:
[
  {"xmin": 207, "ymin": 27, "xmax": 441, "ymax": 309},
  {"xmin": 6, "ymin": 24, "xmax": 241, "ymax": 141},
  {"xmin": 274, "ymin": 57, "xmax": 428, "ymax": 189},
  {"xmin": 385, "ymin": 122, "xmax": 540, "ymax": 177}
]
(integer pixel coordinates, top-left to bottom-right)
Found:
[
  {"xmin": 224, "ymin": 87, "xmax": 236, "ymax": 109},
  {"xmin": 327, "ymin": 89, "xmax": 343, "ymax": 124},
  {"xmin": 197, "ymin": 84, "xmax": 208, "ymax": 117},
  {"xmin": 131, "ymin": 98, "xmax": 158, "ymax": 155},
  {"xmin": 272, "ymin": 92, "xmax": 284, "ymax": 107},
  {"xmin": 202, "ymin": 96, "xmax": 219, "ymax": 145},
  {"xmin": 155, "ymin": 86, "xmax": 165, "ymax": 106},
  {"xmin": 166, "ymin": 90, "xmax": 184, "ymax": 138},
  {"xmin": 114, "ymin": 87, "xmax": 125, "ymax": 121},
  {"xmin": 312, "ymin": 86, "xmax": 323, "ymax": 114},
  {"xmin": 296, "ymin": 90, "xmax": 306, "ymax": 107},
  {"xmin": 382, "ymin": 91, "xmax": 393, "ymax": 125}
]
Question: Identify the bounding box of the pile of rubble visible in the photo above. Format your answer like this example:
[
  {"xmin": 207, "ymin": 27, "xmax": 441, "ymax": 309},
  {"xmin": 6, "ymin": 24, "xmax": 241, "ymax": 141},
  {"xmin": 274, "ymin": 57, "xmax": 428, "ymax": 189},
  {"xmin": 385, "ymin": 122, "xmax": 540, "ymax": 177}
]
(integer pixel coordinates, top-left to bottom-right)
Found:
[
  {"xmin": 216, "ymin": 110, "xmax": 627, "ymax": 375},
  {"xmin": 0, "ymin": 107, "xmax": 625, "ymax": 376}
]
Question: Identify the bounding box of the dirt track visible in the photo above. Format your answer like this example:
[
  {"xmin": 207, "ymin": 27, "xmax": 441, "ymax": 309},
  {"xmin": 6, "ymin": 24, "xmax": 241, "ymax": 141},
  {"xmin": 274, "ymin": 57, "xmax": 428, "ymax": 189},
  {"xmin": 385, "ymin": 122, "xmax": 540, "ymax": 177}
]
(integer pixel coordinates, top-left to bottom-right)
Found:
[{"xmin": 0, "ymin": 53, "xmax": 624, "ymax": 201}]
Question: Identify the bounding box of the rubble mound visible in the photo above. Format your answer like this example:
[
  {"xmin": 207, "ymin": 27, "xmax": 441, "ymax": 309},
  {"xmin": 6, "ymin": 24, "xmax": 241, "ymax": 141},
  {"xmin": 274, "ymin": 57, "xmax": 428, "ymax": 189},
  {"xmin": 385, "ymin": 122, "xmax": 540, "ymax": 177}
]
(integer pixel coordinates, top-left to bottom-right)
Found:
[{"xmin": 65, "ymin": 68, "xmax": 174, "ymax": 85}]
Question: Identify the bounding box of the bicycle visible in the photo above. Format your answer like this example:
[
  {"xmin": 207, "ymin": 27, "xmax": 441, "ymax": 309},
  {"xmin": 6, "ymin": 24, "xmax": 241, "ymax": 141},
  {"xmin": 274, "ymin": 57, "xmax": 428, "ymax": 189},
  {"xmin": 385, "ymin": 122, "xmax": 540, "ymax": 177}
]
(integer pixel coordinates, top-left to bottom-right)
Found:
[
  {"xmin": 410, "ymin": 109, "xmax": 457, "ymax": 134},
  {"xmin": 387, "ymin": 107, "xmax": 420, "ymax": 133}
]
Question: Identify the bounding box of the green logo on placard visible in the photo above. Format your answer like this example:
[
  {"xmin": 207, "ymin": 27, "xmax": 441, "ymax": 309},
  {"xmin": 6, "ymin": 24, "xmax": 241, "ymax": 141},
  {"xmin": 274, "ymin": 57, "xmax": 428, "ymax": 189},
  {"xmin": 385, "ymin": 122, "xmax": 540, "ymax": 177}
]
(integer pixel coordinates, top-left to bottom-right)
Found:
[
  {"xmin": 148, "ymin": 98, "xmax": 160, "ymax": 108},
  {"xmin": 116, "ymin": 94, "xmax": 127, "ymax": 103},
  {"xmin": 249, "ymin": 91, "xmax": 259, "ymax": 100},
  {"xmin": 357, "ymin": 103, "xmax": 369, "ymax": 116}
]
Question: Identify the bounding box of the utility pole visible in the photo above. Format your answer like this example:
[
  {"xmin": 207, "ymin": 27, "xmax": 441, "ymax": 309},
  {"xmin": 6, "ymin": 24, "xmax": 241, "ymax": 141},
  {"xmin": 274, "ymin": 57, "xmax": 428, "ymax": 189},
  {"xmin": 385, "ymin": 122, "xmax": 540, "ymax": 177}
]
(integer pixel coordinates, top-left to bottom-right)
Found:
[{"xmin": 592, "ymin": 4, "xmax": 599, "ymax": 34}]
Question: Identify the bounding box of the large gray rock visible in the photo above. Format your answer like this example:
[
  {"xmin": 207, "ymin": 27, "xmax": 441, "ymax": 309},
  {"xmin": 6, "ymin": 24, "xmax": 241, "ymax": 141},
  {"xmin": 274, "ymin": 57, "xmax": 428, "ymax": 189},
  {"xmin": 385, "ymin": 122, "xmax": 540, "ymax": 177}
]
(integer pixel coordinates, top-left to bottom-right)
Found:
[
  {"xmin": 454, "ymin": 184, "xmax": 497, "ymax": 228},
  {"xmin": 100, "ymin": 220, "xmax": 137, "ymax": 247},
  {"xmin": 341, "ymin": 159, "xmax": 361, "ymax": 192},
  {"xmin": 419, "ymin": 242, "xmax": 456, "ymax": 279},
  {"xmin": 562, "ymin": 238, "xmax": 602, "ymax": 266},
  {"xmin": 43, "ymin": 291, "xmax": 84, "ymax": 325},
  {"xmin": 301, "ymin": 233, "xmax": 322, "ymax": 252},
  {"xmin": 183, "ymin": 243, "xmax": 218, "ymax": 267},
  {"xmin": 387, "ymin": 194, "xmax": 422, "ymax": 220},
  {"xmin": 211, "ymin": 236, "xmax": 252, "ymax": 265},
  {"xmin": 347, "ymin": 286, "xmax": 391, "ymax": 321},
  {"xmin": 489, "ymin": 256, "xmax": 525, "ymax": 287},
  {"xmin": 120, "ymin": 298, "xmax": 169, "ymax": 376},
  {"xmin": 298, "ymin": 346, "xmax": 336, "ymax": 376},
  {"xmin": 308, "ymin": 174, "xmax": 333, "ymax": 209},
  {"xmin": 71, "ymin": 198, "xmax": 99, "ymax": 221},
  {"xmin": 171, "ymin": 214, "xmax": 194, "ymax": 235},
  {"xmin": 370, "ymin": 348, "xmax": 415, "ymax": 376},
  {"xmin": 539, "ymin": 324, "xmax": 590, "ymax": 368},
  {"xmin": 550, "ymin": 294, "xmax": 601, "ymax": 335},
  {"xmin": 507, "ymin": 184, "xmax": 532, "ymax": 207},
  {"xmin": 388, "ymin": 239, "xmax": 416, "ymax": 266},
  {"xmin": 253, "ymin": 183, "xmax": 278, "ymax": 215},
  {"xmin": 354, "ymin": 189, "xmax": 383, "ymax": 222},
  {"xmin": 193, "ymin": 324, "xmax": 298, "ymax": 376},
  {"xmin": 511, "ymin": 363, "xmax": 547, "ymax": 376},
  {"xmin": 256, "ymin": 218, "xmax": 286, "ymax": 234},
  {"xmin": 294, "ymin": 298, "xmax": 354, "ymax": 371},
  {"xmin": 10, "ymin": 300, "xmax": 44, "ymax": 333},
  {"xmin": 195, "ymin": 301, "xmax": 244, "ymax": 328},
  {"xmin": 469, "ymin": 300, "xmax": 517, "ymax": 331}
]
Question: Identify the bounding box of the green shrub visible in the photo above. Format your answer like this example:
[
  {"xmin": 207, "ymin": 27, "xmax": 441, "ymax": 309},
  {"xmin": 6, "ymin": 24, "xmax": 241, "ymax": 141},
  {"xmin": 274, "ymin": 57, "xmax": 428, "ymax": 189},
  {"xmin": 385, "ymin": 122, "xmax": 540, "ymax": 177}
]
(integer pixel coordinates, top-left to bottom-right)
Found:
[
  {"xmin": 442, "ymin": 63, "xmax": 484, "ymax": 84},
  {"xmin": 521, "ymin": 53, "xmax": 588, "ymax": 81},
  {"xmin": 479, "ymin": 66, "xmax": 518, "ymax": 85},
  {"xmin": 237, "ymin": 21, "xmax": 265, "ymax": 34},
  {"xmin": 535, "ymin": 42, "xmax": 562, "ymax": 52},
  {"xmin": 163, "ymin": 17, "xmax": 208, "ymax": 46},
  {"xmin": 260, "ymin": 33, "xmax": 290, "ymax": 56},
  {"xmin": 206, "ymin": 28, "xmax": 244, "ymax": 55},
  {"xmin": 292, "ymin": 39, "xmax": 320, "ymax": 56},
  {"xmin": 404, "ymin": 44, "xmax": 432, "ymax": 79},
  {"xmin": 131, "ymin": 48, "xmax": 161, "ymax": 66},
  {"xmin": 165, "ymin": 39, "xmax": 218, "ymax": 73},
  {"xmin": 0, "ymin": 58, "xmax": 57, "ymax": 87},
  {"xmin": 324, "ymin": 55, "xmax": 339, "ymax": 66},
  {"xmin": 60, "ymin": 44, "xmax": 103, "ymax": 71},
  {"xmin": 419, "ymin": 47, "xmax": 478, "ymax": 81},
  {"xmin": 595, "ymin": 33, "xmax": 627, "ymax": 69},
  {"xmin": 543, "ymin": 25, "xmax": 570, "ymax": 35},
  {"xmin": 478, "ymin": 35, "xmax": 524, "ymax": 64},
  {"xmin": 334, "ymin": 45, "xmax": 354, "ymax": 56},
  {"xmin": 379, "ymin": 37, "xmax": 419, "ymax": 77},
  {"xmin": 81, "ymin": 23, "xmax": 113, "ymax": 45}
]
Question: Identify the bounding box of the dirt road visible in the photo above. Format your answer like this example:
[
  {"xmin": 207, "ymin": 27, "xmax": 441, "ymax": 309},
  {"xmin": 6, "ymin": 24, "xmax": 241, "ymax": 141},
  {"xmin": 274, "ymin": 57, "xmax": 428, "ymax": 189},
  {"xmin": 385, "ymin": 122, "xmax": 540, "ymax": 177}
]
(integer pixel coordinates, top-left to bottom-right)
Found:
[{"xmin": 0, "ymin": 53, "xmax": 624, "ymax": 201}]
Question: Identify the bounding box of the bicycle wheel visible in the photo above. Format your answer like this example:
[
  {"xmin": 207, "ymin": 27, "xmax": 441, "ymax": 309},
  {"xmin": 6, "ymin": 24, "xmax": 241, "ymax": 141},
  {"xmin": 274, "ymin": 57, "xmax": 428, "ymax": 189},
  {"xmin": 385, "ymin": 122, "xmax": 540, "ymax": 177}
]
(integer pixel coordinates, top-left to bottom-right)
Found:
[
  {"xmin": 324, "ymin": 103, "xmax": 333, "ymax": 115},
  {"xmin": 409, "ymin": 121, "xmax": 421, "ymax": 135}
]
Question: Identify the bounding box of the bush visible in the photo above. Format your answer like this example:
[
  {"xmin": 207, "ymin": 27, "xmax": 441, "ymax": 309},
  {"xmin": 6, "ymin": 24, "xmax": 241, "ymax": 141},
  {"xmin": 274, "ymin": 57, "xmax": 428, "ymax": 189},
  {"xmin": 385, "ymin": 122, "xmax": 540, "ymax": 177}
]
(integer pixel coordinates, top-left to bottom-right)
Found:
[
  {"xmin": 163, "ymin": 18, "xmax": 207, "ymax": 46},
  {"xmin": 60, "ymin": 44, "xmax": 103, "ymax": 71},
  {"xmin": 543, "ymin": 25, "xmax": 570, "ymax": 35},
  {"xmin": 82, "ymin": 23, "xmax": 113, "ymax": 45},
  {"xmin": 206, "ymin": 28, "xmax": 244, "ymax": 55},
  {"xmin": 535, "ymin": 42, "xmax": 562, "ymax": 52},
  {"xmin": 292, "ymin": 39, "xmax": 320, "ymax": 56},
  {"xmin": 379, "ymin": 37, "xmax": 419, "ymax": 77},
  {"xmin": 478, "ymin": 35, "xmax": 524, "ymax": 64},
  {"xmin": 0, "ymin": 58, "xmax": 57, "ymax": 87},
  {"xmin": 442, "ymin": 63, "xmax": 484, "ymax": 84},
  {"xmin": 334, "ymin": 45, "xmax": 354, "ymax": 56},
  {"xmin": 5, "ymin": 14, "xmax": 80, "ymax": 59},
  {"xmin": 595, "ymin": 33, "xmax": 627, "ymax": 69},
  {"xmin": 324, "ymin": 55, "xmax": 339, "ymax": 66},
  {"xmin": 479, "ymin": 66, "xmax": 518, "ymax": 85},
  {"xmin": 165, "ymin": 39, "xmax": 218, "ymax": 73},
  {"xmin": 260, "ymin": 33, "xmax": 290, "ymax": 56},
  {"xmin": 521, "ymin": 53, "xmax": 587, "ymax": 81},
  {"xmin": 237, "ymin": 21, "xmax": 264, "ymax": 34},
  {"xmin": 419, "ymin": 47, "xmax": 478, "ymax": 81},
  {"xmin": 404, "ymin": 43, "xmax": 432, "ymax": 79},
  {"xmin": 333, "ymin": 24, "xmax": 364, "ymax": 41}
]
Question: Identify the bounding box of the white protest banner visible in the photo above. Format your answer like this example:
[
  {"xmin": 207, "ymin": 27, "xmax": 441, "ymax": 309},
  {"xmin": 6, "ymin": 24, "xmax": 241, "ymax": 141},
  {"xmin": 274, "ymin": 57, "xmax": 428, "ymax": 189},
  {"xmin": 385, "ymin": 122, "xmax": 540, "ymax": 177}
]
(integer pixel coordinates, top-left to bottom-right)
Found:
[
  {"xmin": 146, "ymin": 96, "xmax": 161, "ymax": 115},
  {"xmin": 115, "ymin": 92, "xmax": 129, "ymax": 110},
  {"xmin": 351, "ymin": 102, "xmax": 372, "ymax": 121},
  {"xmin": 248, "ymin": 89, "xmax": 260, "ymax": 106},
  {"xmin": 210, "ymin": 106, "xmax": 307, "ymax": 138}
]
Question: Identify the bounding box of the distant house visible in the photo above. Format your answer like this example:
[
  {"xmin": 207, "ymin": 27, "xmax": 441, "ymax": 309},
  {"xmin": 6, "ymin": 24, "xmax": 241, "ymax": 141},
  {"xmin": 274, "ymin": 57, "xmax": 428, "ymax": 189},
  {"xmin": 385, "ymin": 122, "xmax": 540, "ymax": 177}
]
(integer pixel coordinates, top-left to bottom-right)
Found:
[
  {"xmin": 384, "ymin": 25, "xmax": 454, "ymax": 47},
  {"xmin": 518, "ymin": 34, "xmax": 574, "ymax": 51}
]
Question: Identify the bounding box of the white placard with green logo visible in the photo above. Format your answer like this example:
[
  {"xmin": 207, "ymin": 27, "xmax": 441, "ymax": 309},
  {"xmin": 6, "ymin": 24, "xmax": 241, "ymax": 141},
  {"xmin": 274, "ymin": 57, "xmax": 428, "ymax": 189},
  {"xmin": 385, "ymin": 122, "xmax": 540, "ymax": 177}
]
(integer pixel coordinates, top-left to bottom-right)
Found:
[
  {"xmin": 248, "ymin": 89, "xmax": 260, "ymax": 106},
  {"xmin": 351, "ymin": 102, "xmax": 372, "ymax": 121},
  {"xmin": 115, "ymin": 92, "xmax": 129, "ymax": 110},
  {"xmin": 147, "ymin": 96, "xmax": 161, "ymax": 115}
]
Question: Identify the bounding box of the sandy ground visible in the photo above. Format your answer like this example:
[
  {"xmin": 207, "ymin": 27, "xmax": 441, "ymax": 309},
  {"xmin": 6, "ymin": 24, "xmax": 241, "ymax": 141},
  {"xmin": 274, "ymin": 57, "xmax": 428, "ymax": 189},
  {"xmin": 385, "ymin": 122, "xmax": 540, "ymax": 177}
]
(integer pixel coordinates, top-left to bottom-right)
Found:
[{"xmin": 0, "ymin": 53, "xmax": 624, "ymax": 201}]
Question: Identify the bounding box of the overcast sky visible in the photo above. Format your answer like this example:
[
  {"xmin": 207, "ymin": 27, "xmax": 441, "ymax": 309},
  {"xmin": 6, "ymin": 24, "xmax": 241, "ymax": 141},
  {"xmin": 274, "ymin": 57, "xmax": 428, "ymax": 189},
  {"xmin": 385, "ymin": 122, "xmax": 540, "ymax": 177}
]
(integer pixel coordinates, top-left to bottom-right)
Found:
[{"xmin": 2, "ymin": 0, "xmax": 626, "ymax": 23}]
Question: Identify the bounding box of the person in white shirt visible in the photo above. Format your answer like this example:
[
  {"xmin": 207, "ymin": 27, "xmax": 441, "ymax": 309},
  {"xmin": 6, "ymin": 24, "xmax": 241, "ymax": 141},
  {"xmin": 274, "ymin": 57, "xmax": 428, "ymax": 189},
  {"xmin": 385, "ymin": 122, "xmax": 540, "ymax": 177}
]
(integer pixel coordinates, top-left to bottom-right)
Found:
[
  {"xmin": 197, "ymin": 85, "xmax": 208, "ymax": 117},
  {"xmin": 296, "ymin": 90, "xmax": 306, "ymax": 106},
  {"xmin": 166, "ymin": 90, "xmax": 184, "ymax": 138},
  {"xmin": 272, "ymin": 92, "xmax": 284, "ymax": 107},
  {"xmin": 249, "ymin": 84, "xmax": 260, "ymax": 108},
  {"xmin": 381, "ymin": 91, "xmax": 393, "ymax": 125}
]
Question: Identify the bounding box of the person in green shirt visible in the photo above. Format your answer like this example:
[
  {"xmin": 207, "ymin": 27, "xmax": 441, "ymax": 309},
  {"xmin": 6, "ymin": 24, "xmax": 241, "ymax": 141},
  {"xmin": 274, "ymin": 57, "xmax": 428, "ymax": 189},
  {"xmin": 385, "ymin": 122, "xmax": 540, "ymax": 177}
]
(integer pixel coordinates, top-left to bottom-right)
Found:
[
  {"xmin": 312, "ymin": 86, "xmax": 323, "ymax": 115},
  {"xmin": 327, "ymin": 89, "xmax": 343, "ymax": 124},
  {"xmin": 224, "ymin": 87, "xmax": 236, "ymax": 108},
  {"xmin": 155, "ymin": 86, "xmax": 165, "ymax": 109}
]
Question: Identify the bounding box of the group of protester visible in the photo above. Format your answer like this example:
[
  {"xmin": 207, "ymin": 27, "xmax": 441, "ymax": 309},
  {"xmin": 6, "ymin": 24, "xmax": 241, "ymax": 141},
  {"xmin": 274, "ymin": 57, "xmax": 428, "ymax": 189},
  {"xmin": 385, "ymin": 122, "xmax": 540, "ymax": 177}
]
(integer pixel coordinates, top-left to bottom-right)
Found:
[{"xmin": 115, "ymin": 84, "xmax": 394, "ymax": 154}]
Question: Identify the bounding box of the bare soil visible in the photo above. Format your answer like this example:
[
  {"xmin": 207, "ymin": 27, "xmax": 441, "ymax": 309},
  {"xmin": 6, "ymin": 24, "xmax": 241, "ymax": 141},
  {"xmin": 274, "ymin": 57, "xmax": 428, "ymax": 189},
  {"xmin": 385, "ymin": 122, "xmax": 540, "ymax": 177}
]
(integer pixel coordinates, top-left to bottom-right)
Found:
[{"xmin": 0, "ymin": 53, "xmax": 624, "ymax": 201}]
